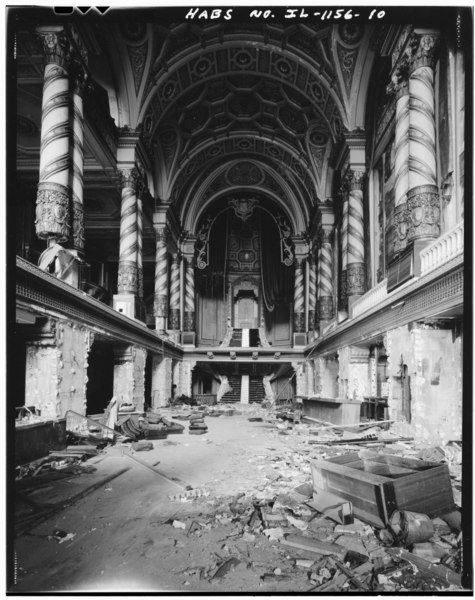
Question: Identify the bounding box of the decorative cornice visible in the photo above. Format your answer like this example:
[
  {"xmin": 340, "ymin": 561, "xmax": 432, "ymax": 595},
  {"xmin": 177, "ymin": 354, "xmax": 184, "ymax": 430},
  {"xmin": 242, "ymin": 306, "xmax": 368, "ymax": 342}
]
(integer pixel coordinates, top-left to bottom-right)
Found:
[{"xmin": 16, "ymin": 257, "xmax": 182, "ymax": 358}]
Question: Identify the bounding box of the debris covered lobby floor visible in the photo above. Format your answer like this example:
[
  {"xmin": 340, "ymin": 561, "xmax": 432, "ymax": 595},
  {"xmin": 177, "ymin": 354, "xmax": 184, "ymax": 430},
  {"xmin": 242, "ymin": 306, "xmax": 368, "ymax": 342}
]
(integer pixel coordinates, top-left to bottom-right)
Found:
[{"xmin": 11, "ymin": 404, "xmax": 467, "ymax": 594}]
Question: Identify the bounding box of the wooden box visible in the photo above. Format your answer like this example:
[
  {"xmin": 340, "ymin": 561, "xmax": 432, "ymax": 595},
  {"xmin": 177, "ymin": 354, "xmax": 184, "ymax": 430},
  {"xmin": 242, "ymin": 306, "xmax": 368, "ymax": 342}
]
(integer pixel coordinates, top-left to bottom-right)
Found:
[
  {"xmin": 311, "ymin": 453, "xmax": 455, "ymax": 528},
  {"xmin": 300, "ymin": 396, "xmax": 362, "ymax": 426}
]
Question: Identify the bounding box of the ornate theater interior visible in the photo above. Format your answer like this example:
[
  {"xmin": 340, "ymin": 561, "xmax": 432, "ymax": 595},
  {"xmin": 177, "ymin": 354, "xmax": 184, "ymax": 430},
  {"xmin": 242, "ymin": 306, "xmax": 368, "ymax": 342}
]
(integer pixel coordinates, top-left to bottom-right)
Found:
[{"xmin": 8, "ymin": 5, "xmax": 470, "ymax": 590}]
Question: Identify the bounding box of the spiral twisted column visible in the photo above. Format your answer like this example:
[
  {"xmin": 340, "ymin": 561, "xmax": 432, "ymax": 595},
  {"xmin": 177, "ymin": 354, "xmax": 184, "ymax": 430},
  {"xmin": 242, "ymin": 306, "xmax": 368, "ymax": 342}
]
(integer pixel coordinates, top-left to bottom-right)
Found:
[
  {"xmin": 317, "ymin": 227, "xmax": 334, "ymax": 322},
  {"xmin": 345, "ymin": 170, "xmax": 366, "ymax": 297},
  {"xmin": 184, "ymin": 257, "xmax": 196, "ymax": 332},
  {"xmin": 339, "ymin": 194, "xmax": 349, "ymax": 310},
  {"xmin": 407, "ymin": 32, "xmax": 440, "ymax": 242},
  {"xmin": 136, "ymin": 183, "xmax": 144, "ymax": 299},
  {"xmin": 154, "ymin": 227, "xmax": 169, "ymax": 331},
  {"xmin": 35, "ymin": 28, "xmax": 71, "ymax": 246},
  {"xmin": 117, "ymin": 169, "xmax": 138, "ymax": 294},
  {"xmin": 307, "ymin": 255, "xmax": 317, "ymax": 332},
  {"xmin": 70, "ymin": 66, "xmax": 88, "ymax": 253},
  {"xmin": 293, "ymin": 258, "xmax": 305, "ymax": 333},
  {"xmin": 388, "ymin": 65, "xmax": 410, "ymax": 254},
  {"xmin": 168, "ymin": 254, "xmax": 181, "ymax": 330}
]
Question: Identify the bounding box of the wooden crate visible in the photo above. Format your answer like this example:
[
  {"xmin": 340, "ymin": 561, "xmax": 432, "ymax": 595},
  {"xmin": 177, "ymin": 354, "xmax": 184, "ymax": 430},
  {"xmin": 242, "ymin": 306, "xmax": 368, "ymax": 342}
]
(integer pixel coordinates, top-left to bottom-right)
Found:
[{"xmin": 311, "ymin": 453, "xmax": 455, "ymax": 528}]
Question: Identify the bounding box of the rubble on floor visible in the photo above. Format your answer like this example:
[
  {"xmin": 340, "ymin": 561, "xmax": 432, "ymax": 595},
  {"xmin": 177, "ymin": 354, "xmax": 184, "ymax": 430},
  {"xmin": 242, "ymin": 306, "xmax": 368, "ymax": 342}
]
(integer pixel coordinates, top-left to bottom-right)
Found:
[{"xmin": 13, "ymin": 401, "xmax": 466, "ymax": 592}]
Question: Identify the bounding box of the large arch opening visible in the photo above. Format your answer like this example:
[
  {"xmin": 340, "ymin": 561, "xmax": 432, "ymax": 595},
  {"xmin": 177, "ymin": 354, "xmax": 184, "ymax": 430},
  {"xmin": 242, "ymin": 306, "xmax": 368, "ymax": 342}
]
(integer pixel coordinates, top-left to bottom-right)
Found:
[{"xmin": 195, "ymin": 194, "xmax": 294, "ymax": 347}]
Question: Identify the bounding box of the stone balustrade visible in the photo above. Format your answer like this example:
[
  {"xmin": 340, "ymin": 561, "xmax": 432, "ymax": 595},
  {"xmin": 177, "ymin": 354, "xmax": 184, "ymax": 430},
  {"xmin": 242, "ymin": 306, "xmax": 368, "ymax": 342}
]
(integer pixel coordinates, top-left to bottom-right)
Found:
[
  {"xmin": 420, "ymin": 221, "xmax": 464, "ymax": 276},
  {"xmin": 351, "ymin": 278, "xmax": 388, "ymax": 317}
]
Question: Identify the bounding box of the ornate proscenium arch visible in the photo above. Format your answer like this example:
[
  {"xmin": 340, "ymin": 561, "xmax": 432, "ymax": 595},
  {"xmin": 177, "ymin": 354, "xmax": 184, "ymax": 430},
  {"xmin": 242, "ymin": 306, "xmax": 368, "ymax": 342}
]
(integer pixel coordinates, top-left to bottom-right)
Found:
[
  {"xmin": 195, "ymin": 197, "xmax": 294, "ymax": 271},
  {"xmin": 182, "ymin": 158, "xmax": 309, "ymax": 235}
]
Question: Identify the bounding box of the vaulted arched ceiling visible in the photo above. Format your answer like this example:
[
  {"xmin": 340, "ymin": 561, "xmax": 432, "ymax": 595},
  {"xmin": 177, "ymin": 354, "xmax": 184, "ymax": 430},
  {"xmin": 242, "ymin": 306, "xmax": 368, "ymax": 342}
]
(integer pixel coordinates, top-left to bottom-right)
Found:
[{"xmin": 88, "ymin": 16, "xmax": 376, "ymax": 227}]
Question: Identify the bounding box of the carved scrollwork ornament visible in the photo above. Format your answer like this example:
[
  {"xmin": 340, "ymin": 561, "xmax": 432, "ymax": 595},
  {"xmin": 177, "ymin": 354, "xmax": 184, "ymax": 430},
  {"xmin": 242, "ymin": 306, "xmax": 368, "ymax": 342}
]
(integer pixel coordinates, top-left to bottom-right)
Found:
[
  {"xmin": 154, "ymin": 293, "xmax": 168, "ymax": 317},
  {"xmin": 117, "ymin": 260, "xmax": 138, "ymax": 293},
  {"xmin": 345, "ymin": 169, "xmax": 365, "ymax": 191},
  {"xmin": 35, "ymin": 182, "xmax": 70, "ymax": 243},
  {"xmin": 37, "ymin": 29, "xmax": 71, "ymax": 69},
  {"xmin": 407, "ymin": 32, "xmax": 440, "ymax": 73},
  {"xmin": 71, "ymin": 200, "xmax": 85, "ymax": 251},
  {"xmin": 386, "ymin": 61, "xmax": 409, "ymax": 99},
  {"xmin": 318, "ymin": 297, "xmax": 334, "ymax": 321},
  {"xmin": 155, "ymin": 227, "xmax": 168, "ymax": 244},
  {"xmin": 119, "ymin": 168, "xmax": 138, "ymax": 191},
  {"xmin": 346, "ymin": 263, "xmax": 366, "ymax": 295}
]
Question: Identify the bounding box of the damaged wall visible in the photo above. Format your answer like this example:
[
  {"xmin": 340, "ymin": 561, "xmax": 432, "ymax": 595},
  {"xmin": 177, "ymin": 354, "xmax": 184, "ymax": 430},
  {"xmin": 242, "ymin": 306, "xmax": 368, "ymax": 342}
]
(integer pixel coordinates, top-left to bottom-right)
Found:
[
  {"xmin": 25, "ymin": 319, "xmax": 93, "ymax": 419},
  {"xmin": 152, "ymin": 355, "xmax": 173, "ymax": 408},
  {"xmin": 113, "ymin": 345, "xmax": 146, "ymax": 412},
  {"xmin": 338, "ymin": 346, "xmax": 370, "ymax": 401},
  {"xmin": 385, "ymin": 324, "xmax": 462, "ymax": 444},
  {"xmin": 314, "ymin": 356, "xmax": 339, "ymax": 397}
]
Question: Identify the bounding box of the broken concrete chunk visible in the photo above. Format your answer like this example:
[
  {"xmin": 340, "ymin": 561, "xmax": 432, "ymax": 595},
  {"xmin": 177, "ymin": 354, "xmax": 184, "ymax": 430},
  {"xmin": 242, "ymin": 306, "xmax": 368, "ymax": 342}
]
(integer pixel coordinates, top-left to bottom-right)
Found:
[
  {"xmin": 263, "ymin": 527, "xmax": 285, "ymax": 541},
  {"xmin": 172, "ymin": 520, "xmax": 187, "ymax": 529}
]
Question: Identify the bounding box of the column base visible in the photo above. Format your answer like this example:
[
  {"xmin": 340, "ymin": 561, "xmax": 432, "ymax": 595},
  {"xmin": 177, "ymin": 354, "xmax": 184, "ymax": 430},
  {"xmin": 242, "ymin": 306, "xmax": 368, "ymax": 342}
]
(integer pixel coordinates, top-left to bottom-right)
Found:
[{"xmin": 113, "ymin": 294, "xmax": 138, "ymax": 319}]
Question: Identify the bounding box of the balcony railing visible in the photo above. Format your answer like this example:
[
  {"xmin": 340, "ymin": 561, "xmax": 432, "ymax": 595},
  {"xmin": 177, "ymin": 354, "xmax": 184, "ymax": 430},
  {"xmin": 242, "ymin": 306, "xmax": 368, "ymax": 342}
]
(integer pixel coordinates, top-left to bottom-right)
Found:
[
  {"xmin": 351, "ymin": 278, "xmax": 388, "ymax": 318},
  {"xmin": 420, "ymin": 221, "xmax": 464, "ymax": 276}
]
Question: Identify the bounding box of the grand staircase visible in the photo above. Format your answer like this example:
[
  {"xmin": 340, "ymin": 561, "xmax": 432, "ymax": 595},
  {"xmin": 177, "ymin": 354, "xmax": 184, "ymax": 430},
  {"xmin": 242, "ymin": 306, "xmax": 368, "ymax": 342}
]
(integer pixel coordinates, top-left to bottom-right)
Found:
[
  {"xmin": 249, "ymin": 376, "xmax": 265, "ymax": 403},
  {"xmin": 227, "ymin": 328, "xmax": 264, "ymax": 347},
  {"xmin": 221, "ymin": 374, "xmax": 242, "ymax": 403}
]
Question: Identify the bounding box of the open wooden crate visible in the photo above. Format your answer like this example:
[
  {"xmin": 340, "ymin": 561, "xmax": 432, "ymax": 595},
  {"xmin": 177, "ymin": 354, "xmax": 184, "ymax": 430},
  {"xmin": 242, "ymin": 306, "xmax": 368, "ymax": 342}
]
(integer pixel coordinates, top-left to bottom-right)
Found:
[{"xmin": 311, "ymin": 452, "xmax": 455, "ymax": 528}]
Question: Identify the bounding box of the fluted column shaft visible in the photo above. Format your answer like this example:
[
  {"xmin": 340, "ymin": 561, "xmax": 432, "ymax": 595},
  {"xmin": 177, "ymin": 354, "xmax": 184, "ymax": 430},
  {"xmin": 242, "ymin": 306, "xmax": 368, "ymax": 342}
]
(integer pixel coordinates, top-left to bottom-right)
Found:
[
  {"xmin": 318, "ymin": 227, "xmax": 334, "ymax": 321},
  {"xmin": 407, "ymin": 32, "xmax": 440, "ymax": 242},
  {"xmin": 168, "ymin": 254, "xmax": 181, "ymax": 330},
  {"xmin": 117, "ymin": 169, "xmax": 138, "ymax": 294},
  {"xmin": 35, "ymin": 29, "xmax": 71, "ymax": 245},
  {"xmin": 183, "ymin": 257, "xmax": 196, "ymax": 332},
  {"xmin": 293, "ymin": 258, "xmax": 305, "ymax": 333},
  {"xmin": 307, "ymin": 255, "xmax": 317, "ymax": 331},
  {"xmin": 345, "ymin": 170, "xmax": 366, "ymax": 296},
  {"xmin": 154, "ymin": 227, "xmax": 169, "ymax": 331}
]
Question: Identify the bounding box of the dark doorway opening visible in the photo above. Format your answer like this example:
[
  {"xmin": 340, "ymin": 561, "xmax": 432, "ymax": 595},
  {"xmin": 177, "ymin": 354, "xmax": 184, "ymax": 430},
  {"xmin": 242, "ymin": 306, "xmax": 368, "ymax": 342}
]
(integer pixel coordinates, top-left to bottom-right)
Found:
[{"xmin": 86, "ymin": 341, "xmax": 114, "ymax": 415}]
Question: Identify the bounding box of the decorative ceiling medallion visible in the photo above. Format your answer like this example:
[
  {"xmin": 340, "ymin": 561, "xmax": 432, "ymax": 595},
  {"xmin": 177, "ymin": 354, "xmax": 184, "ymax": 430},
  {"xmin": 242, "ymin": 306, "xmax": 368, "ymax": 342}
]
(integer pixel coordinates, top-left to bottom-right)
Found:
[
  {"xmin": 160, "ymin": 127, "xmax": 177, "ymax": 146},
  {"xmin": 162, "ymin": 80, "xmax": 178, "ymax": 100},
  {"xmin": 229, "ymin": 198, "xmax": 259, "ymax": 221},
  {"xmin": 338, "ymin": 23, "xmax": 364, "ymax": 45},
  {"xmin": 236, "ymin": 139, "xmax": 252, "ymax": 150},
  {"xmin": 309, "ymin": 130, "xmax": 329, "ymax": 146},
  {"xmin": 192, "ymin": 57, "xmax": 213, "ymax": 77},
  {"xmin": 231, "ymin": 49, "xmax": 254, "ymax": 69},
  {"xmin": 226, "ymin": 162, "xmax": 264, "ymax": 186},
  {"xmin": 274, "ymin": 58, "xmax": 292, "ymax": 77}
]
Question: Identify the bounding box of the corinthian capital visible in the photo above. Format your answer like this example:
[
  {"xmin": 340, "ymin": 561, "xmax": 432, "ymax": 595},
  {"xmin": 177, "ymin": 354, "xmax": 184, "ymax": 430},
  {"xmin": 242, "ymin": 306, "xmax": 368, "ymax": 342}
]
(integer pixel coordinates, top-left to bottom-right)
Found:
[
  {"xmin": 407, "ymin": 31, "xmax": 440, "ymax": 72},
  {"xmin": 118, "ymin": 167, "xmax": 138, "ymax": 191},
  {"xmin": 36, "ymin": 27, "xmax": 71, "ymax": 69},
  {"xmin": 343, "ymin": 169, "xmax": 365, "ymax": 192}
]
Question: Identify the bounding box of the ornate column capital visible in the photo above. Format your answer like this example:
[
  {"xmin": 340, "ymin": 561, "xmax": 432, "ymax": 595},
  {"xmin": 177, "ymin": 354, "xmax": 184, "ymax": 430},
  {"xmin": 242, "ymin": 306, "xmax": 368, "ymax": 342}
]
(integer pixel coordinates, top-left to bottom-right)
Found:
[
  {"xmin": 154, "ymin": 226, "xmax": 169, "ymax": 244},
  {"xmin": 118, "ymin": 167, "xmax": 139, "ymax": 191},
  {"xmin": 343, "ymin": 169, "xmax": 365, "ymax": 192},
  {"xmin": 318, "ymin": 225, "xmax": 333, "ymax": 247},
  {"xmin": 36, "ymin": 26, "xmax": 71, "ymax": 69},
  {"xmin": 407, "ymin": 31, "xmax": 440, "ymax": 73}
]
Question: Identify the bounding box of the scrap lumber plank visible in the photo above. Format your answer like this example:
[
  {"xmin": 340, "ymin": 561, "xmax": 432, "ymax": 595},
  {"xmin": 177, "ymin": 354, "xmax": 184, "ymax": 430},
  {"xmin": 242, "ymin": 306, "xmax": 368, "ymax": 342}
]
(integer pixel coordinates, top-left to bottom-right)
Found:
[
  {"xmin": 280, "ymin": 534, "xmax": 347, "ymax": 560},
  {"xmin": 386, "ymin": 548, "xmax": 461, "ymax": 587},
  {"xmin": 121, "ymin": 449, "xmax": 185, "ymax": 490}
]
